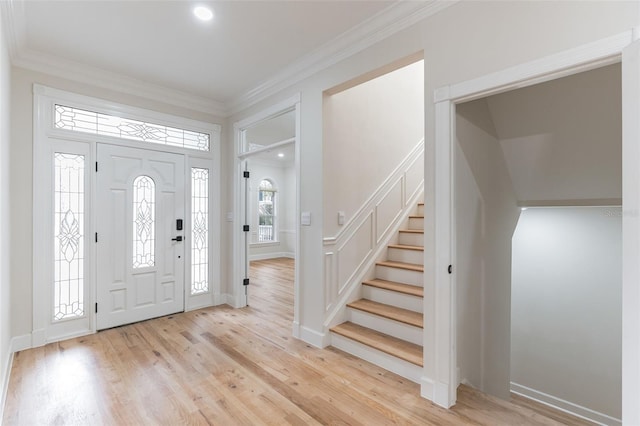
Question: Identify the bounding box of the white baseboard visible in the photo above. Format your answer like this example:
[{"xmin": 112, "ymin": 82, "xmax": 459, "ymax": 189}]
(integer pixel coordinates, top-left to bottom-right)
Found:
[
  {"xmin": 248, "ymin": 252, "xmax": 294, "ymax": 261},
  {"xmin": 2, "ymin": 334, "xmax": 34, "ymax": 419},
  {"xmin": 0, "ymin": 346, "xmax": 13, "ymax": 422},
  {"xmin": 510, "ymin": 382, "xmax": 621, "ymax": 426},
  {"xmin": 421, "ymin": 375, "xmax": 435, "ymax": 400},
  {"xmin": 299, "ymin": 325, "xmax": 327, "ymax": 348},
  {"xmin": 10, "ymin": 334, "xmax": 31, "ymax": 353}
]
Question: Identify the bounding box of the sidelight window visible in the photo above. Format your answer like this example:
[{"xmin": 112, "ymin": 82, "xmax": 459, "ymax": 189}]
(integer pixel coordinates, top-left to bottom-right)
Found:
[
  {"xmin": 191, "ymin": 168, "xmax": 209, "ymax": 295},
  {"xmin": 53, "ymin": 153, "xmax": 85, "ymax": 320}
]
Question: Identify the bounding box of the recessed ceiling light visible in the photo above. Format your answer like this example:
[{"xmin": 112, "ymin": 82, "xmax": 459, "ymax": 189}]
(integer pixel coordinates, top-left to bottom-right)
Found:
[
  {"xmin": 277, "ymin": 153, "xmax": 284, "ymax": 158},
  {"xmin": 193, "ymin": 6, "xmax": 213, "ymax": 21}
]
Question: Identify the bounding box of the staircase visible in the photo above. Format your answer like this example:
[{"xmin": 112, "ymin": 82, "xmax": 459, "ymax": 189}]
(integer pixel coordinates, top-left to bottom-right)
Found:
[{"xmin": 330, "ymin": 202, "xmax": 424, "ymax": 382}]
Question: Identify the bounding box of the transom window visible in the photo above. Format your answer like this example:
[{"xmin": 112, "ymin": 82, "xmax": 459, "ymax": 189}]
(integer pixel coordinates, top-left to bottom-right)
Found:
[
  {"xmin": 54, "ymin": 104, "xmax": 210, "ymax": 151},
  {"xmin": 258, "ymin": 179, "xmax": 276, "ymax": 242}
]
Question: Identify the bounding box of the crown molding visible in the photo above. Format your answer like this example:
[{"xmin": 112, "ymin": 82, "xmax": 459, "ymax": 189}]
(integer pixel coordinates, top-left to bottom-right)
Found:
[
  {"xmin": 2, "ymin": 0, "xmax": 457, "ymax": 118},
  {"xmin": 12, "ymin": 49, "xmax": 227, "ymax": 116},
  {"xmin": 0, "ymin": 0, "xmax": 26, "ymax": 60},
  {"xmin": 2, "ymin": 1, "xmax": 226, "ymax": 116},
  {"xmin": 227, "ymin": 0, "xmax": 458, "ymax": 115}
]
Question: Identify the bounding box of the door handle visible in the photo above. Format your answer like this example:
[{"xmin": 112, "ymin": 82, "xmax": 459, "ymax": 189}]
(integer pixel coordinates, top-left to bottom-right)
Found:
[{"xmin": 172, "ymin": 236, "xmax": 183, "ymax": 242}]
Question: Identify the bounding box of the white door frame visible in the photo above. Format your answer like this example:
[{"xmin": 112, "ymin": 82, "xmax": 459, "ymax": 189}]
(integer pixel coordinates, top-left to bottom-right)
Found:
[
  {"xmin": 32, "ymin": 85, "xmax": 221, "ymax": 347},
  {"xmin": 428, "ymin": 29, "xmax": 638, "ymax": 419},
  {"xmin": 232, "ymin": 94, "xmax": 301, "ymax": 329}
]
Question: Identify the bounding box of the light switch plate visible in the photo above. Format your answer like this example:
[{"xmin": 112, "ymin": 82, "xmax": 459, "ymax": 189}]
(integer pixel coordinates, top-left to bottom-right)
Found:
[
  {"xmin": 338, "ymin": 211, "xmax": 345, "ymax": 225},
  {"xmin": 301, "ymin": 211, "xmax": 311, "ymax": 226}
]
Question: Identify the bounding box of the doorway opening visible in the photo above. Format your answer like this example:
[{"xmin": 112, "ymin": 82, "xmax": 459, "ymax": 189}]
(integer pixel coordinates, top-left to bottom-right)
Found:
[
  {"xmin": 233, "ymin": 97, "xmax": 300, "ymax": 331},
  {"xmin": 455, "ymin": 63, "xmax": 622, "ymax": 424}
]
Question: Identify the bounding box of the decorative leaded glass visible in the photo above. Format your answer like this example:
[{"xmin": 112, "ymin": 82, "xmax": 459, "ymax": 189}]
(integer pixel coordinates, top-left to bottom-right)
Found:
[
  {"xmin": 191, "ymin": 168, "xmax": 209, "ymax": 295},
  {"xmin": 133, "ymin": 176, "xmax": 155, "ymax": 268},
  {"xmin": 55, "ymin": 104, "xmax": 210, "ymax": 151},
  {"xmin": 54, "ymin": 153, "xmax": 85, "ymax": 321}
]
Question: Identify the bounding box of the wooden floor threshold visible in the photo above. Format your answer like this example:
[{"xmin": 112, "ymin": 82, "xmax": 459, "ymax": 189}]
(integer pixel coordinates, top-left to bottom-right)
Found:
[
  {"xmin": 376, "ymin": 260, "xmax": 424, "ymax": 272},
  {"xmin": 347, "ymin": 299, "xmax": 422, "ymax": 328},
  {"xmin": 331, "ymin": 322, "xmax": 423, "ymax": 366},
  {"xmin": 387, "ymin": 243, "xmax": 424, "ymax": 251},
  {"xmin": 362, "ymin": 279, "xmax": 423, "ymax": 297}
]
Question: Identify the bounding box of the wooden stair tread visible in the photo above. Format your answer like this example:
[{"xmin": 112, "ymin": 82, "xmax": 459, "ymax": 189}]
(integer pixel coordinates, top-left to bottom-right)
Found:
[
  {"xmin": 376, "ymin": 260, "xmax": 423, "ymax": 272},
  {"xmin": 362, "ymin": 279, "xmax": 423, "ymax": 297},
  {"xmin": 347, "ymin": 299, "xmax": 423, "ymax": 328},
  {"xmin": 331, "ymin": 322, "xmax": 423, "ymax": 366},
  {"xmin": 408, "ymin": 215, "xmax": 424, "ymax": 219},
  {"xmin": 387, "ymin": 244, "xmax": 423, "ymax": 251},
  {"xmin": 398, "ymin": 229, "xmax": 423, "ymax": 234}
]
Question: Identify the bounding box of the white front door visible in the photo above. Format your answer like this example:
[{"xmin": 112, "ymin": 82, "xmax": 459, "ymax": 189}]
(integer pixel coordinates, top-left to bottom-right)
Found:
[{"xmin": 96, "ymin": 144, "xmax": 185, "ymax": 330}]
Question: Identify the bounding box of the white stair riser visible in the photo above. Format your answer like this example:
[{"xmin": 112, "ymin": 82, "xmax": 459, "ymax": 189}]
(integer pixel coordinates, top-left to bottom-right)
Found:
[
  {"xmin": 398, "ymin": 232, "xmax": 424, "ymax": 247},
  {"xmin": 375, "ymin": 265, "xmax": 423, "ymax": 287},
  {"xmin": 387, "ymin": 247, "xmax": 424, "ymax": 265},
  {"xmin": 417, "ymin": 204, "xmax": 424, "ymax": 216},
  {"xmin": 408, "ymin": 217, "xmax": 424, "ymax": 230},
  {"xmin": 362, "ymin": 285, "xmax": 423, "ymax": 312},
  {"xmin": 347, "ymin": 308, "xmax": 423, "ymax": 345},
  {"xmin": 330, "ymin": 333, "xmax": 423, "ymax": 383}
]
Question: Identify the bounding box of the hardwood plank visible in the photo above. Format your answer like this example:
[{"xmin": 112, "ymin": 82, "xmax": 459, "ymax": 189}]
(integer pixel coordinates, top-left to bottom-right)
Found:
[
  {"xmin": 347, "ymin": 299, "xmax": 423, "ymax": 327},
  {"xmin": 331, "ymin": 322, "xmax": 423, "ymax": 366},
  {"xmin": 388, "ymin": 243, "xmax": 424, "ymax": 251},
  {"xmin": 376, "ymin": 260, "xmax": 424, "ymax": 272},
  {"xmin": 362, "ymin": 278, "xmax": 424, "ymax": 297},
  {"xmin": 399, "ymin": 229, "xmax": 424, "ymax": 234},
  {"xmin": 3, "ymin": 257, "xmax": 593, "ymax": 426}
]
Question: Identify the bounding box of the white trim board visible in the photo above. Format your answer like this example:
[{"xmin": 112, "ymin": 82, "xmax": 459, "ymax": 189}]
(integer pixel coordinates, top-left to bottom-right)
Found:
[
  {"xmin": 248, "ymin": 252, "xmax": 295, "ymax": 262},
  {"xmin": 429, "ymin": 29, "xmax": 636, "ymax": 412},
  {"xmin": 511, "ymin": 383, "xmax": 621, "ymax": 426}
]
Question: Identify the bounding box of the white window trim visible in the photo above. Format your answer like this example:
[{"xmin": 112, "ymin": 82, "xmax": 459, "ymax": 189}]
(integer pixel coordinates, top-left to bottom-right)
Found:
[{"xmin": 33, "ymin": 84, "xmax": 222, "ymax": 347}]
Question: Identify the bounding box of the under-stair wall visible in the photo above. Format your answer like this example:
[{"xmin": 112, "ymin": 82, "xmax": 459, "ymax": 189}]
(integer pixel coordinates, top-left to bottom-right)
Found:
[{"xmin": 322, "ymin": 140, "xmax": 424, "ymax": 334}]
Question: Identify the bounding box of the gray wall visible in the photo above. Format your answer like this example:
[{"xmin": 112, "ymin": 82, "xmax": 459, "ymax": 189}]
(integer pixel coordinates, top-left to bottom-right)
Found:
[
  {"xmin": 511, "ymin": 207, "xmax": 622, "ymax": 419},
  {"xmin": 455, "ymin": 99, "xmax": 520, "ymax": 398}
]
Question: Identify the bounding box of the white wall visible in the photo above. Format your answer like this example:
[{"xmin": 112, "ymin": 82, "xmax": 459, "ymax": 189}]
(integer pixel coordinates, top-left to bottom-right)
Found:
[
  {"xmin": 511, "ymin": 207, "xmax": 622, "ymax": 420},
  {"xmin": 456, "ymin": 99, "xmax": 520, "ymax": 398},
  {"xmin": 0, "ymin": 11, "xmax": 12, "ymax": 410},
  {"xmin": 248, "ymin": 160, "xmax": 295, "ymax": 260},
  {"xmin": 323, "ymin": 60, "xmax": 423, "ymax": 237}
]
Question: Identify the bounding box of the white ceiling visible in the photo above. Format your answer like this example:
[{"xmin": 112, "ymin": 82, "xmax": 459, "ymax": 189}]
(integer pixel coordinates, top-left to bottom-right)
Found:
[
  {"xmin": 484, "ymin": 63, "xmax": 622, "ymax": 204},
  {"xmin": 2, "ymin": 1, "xmax": 451, "ymax": 115}
]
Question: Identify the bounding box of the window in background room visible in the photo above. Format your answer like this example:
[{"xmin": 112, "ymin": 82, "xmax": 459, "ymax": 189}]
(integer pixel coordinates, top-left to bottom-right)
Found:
[{"xmin": 258, "ymin": 179, "xmax": 276, "ymax": 242}]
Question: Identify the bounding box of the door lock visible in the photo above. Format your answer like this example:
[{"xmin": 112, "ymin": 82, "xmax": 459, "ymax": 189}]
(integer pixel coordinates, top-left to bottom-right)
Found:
[{"xmin": 171, "ymin": 236, "xmax": 183, "ymax": 242}]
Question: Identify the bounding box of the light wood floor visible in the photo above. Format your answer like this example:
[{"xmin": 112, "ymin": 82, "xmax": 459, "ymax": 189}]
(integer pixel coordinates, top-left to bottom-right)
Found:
[{"xmin": 4, "ymin": 257, "xmax": 593, "ymax": 425}]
